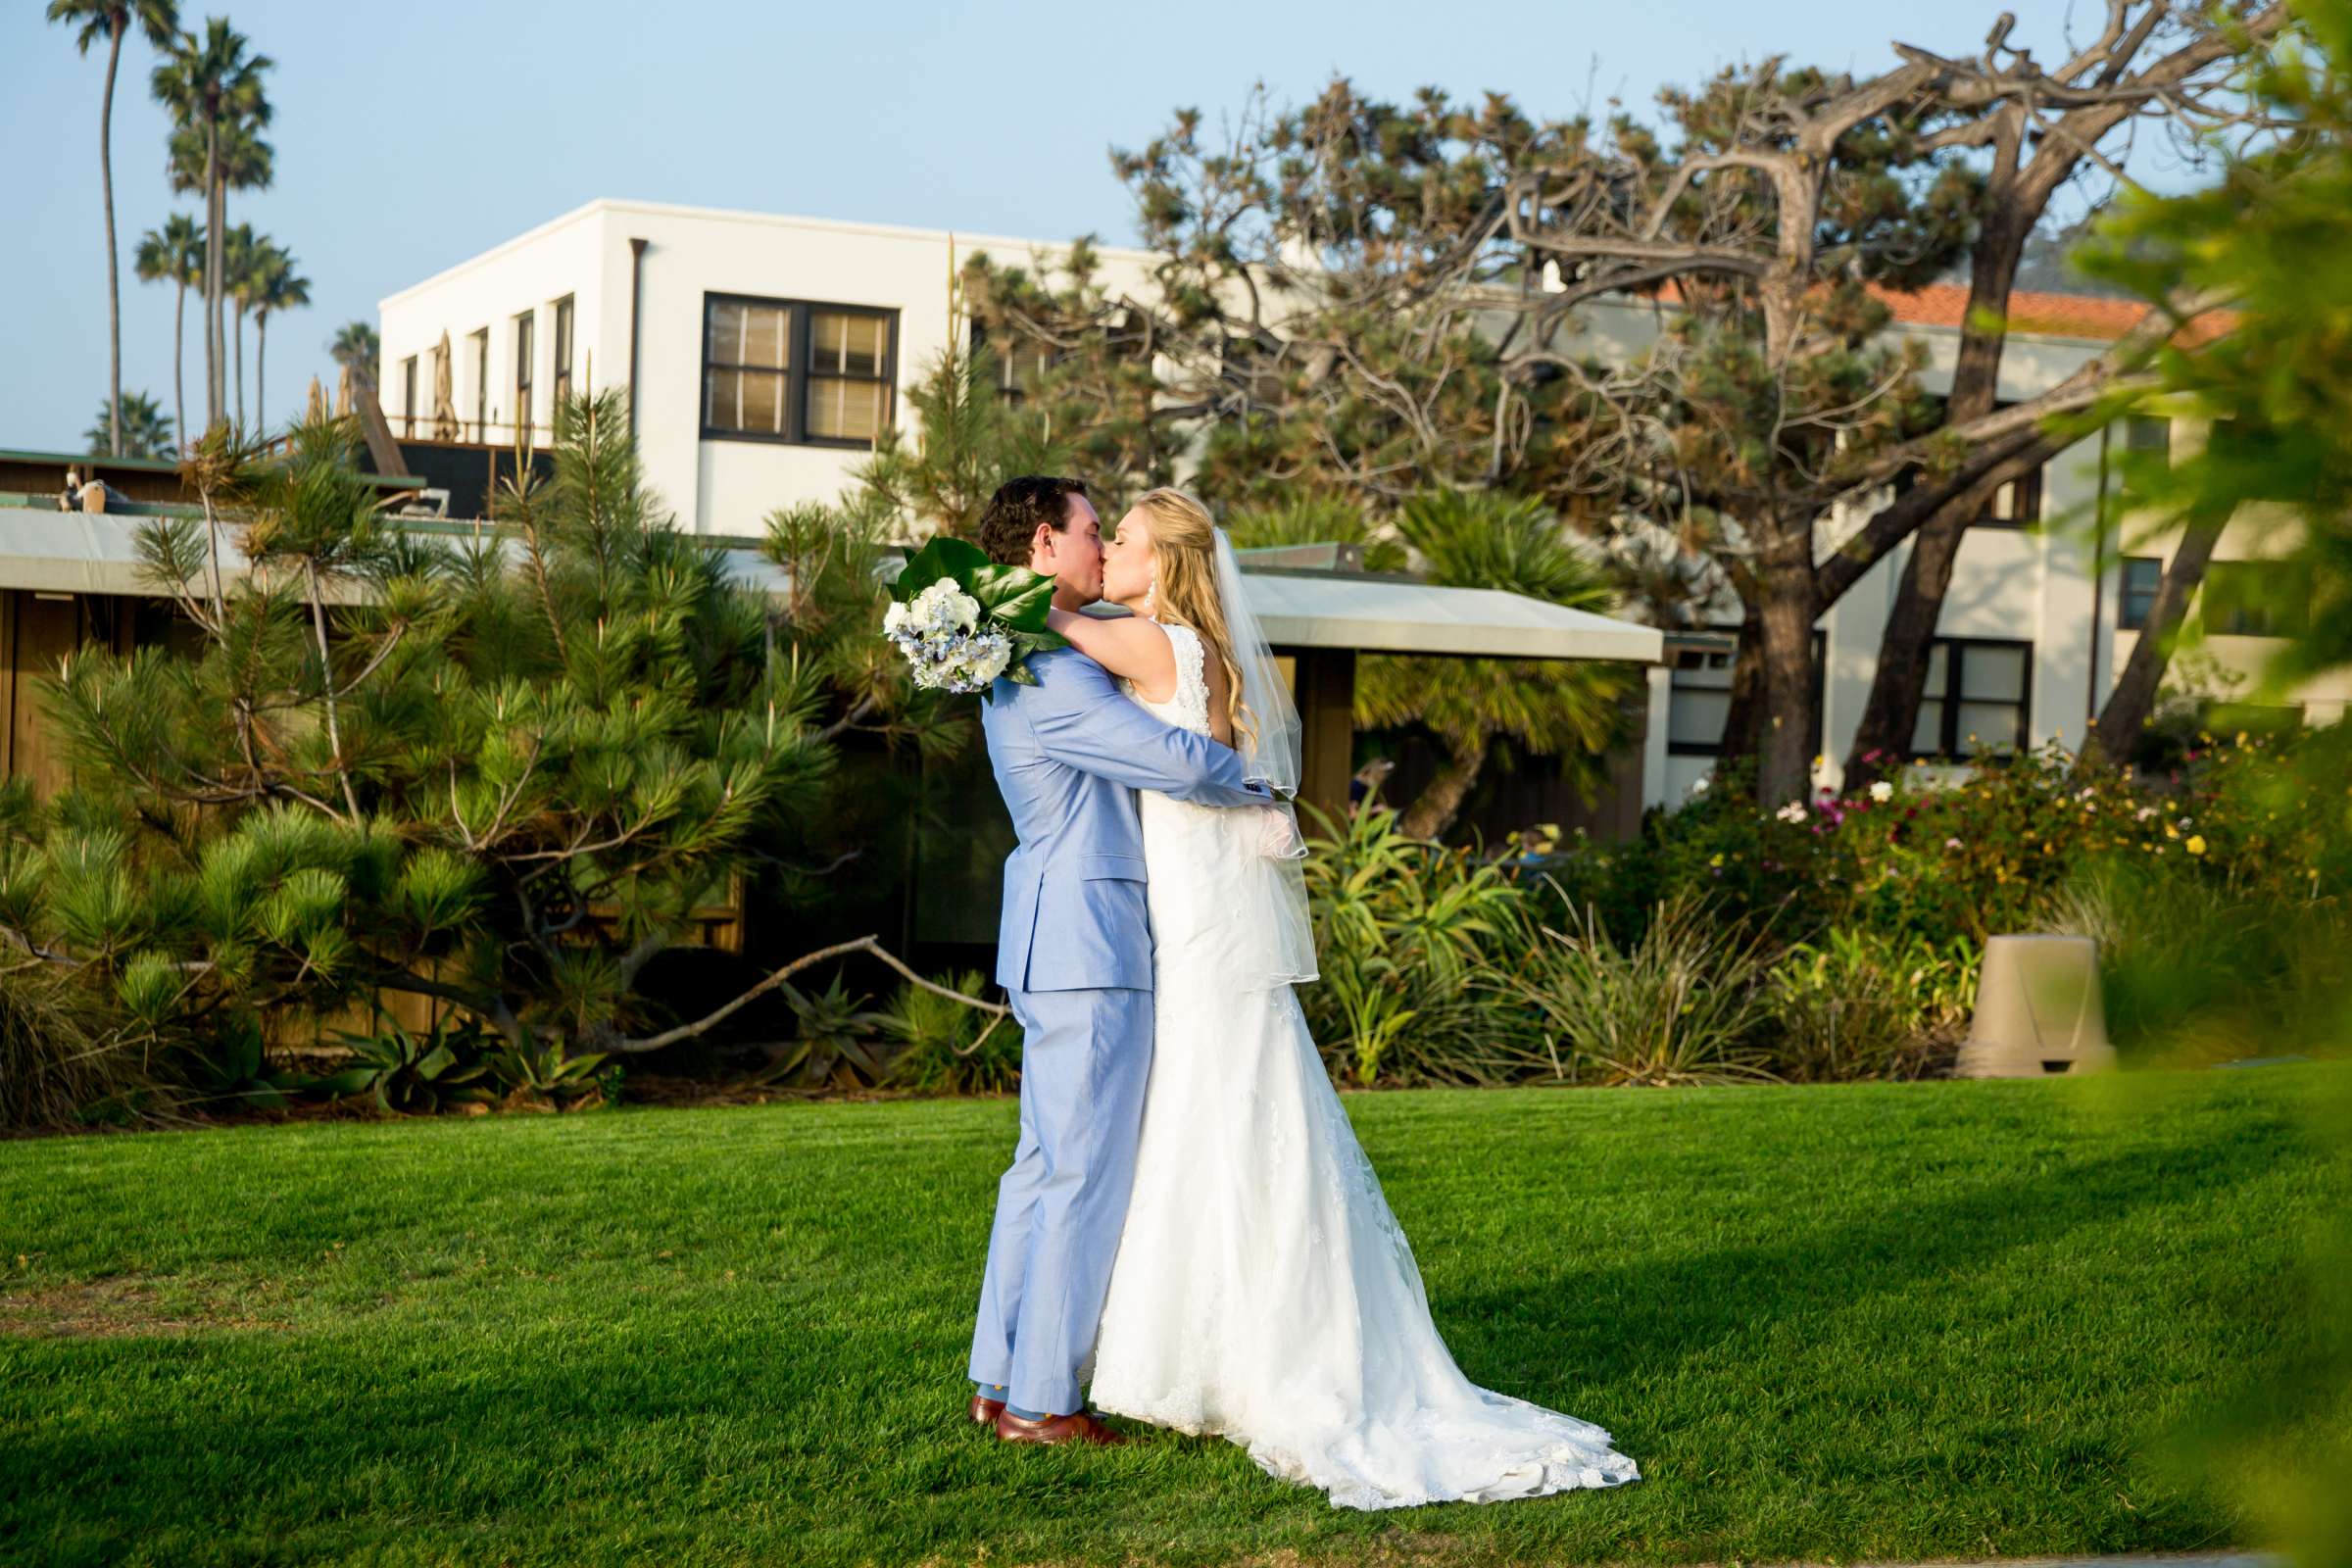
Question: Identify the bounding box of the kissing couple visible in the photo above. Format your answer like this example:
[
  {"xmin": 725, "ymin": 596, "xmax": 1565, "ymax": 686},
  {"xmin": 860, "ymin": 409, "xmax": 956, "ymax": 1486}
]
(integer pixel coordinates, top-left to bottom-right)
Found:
[{"xmin": 959, "ymin": 475, "xmax": 1642, "ymax": 1511}]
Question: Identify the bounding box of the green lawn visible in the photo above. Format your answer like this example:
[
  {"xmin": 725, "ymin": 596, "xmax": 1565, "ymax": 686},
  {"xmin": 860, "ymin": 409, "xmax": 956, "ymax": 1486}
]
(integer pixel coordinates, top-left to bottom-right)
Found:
[{"xmin": 3, "ymin": 1067, "xmax": 2344, "ymax": 1568}]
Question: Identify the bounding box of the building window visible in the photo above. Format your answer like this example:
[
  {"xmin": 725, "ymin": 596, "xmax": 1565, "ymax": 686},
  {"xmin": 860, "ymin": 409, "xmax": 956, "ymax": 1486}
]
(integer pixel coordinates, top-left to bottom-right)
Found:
[
  {"xmin": 400, "ymin": 356, "xmax": 416, "ymax": 438},
  {"xmin": 468, "ymin": 328, "xmax": 490, "ymax": 442},
  {"xmin": 2202, "ymin": 561, "xmax": 2308, "ymax": 638},
  {"xmin": 701, "ymin": 294, "xmax": 898, "ymax": 447},
  {"xmin": 1666, "ymin": 630, "xmax": 1826, "ymax": 758},
  {"xmin": 1910, "ymin": 637, "xmax": 2032, "ymax": 760},
  {"xmin": 1972, "ymin": 466, "xmax": 2042, "ymax": 528},
  {"xmin": 2127, "ymin": 415, "xmax": 2171, "ymax": 465},
  {"xmin": 2118, "ymin": 557, "xmax": 2163, "ymax": 632},
  {"xmin": 551, "ymin": 295, "xmax": 574, "ymax": 412},
  {"xmin": 971, "ymin": 319, "xmax": 1054, "ymax": 404},
  {"xmin": 514, "ymin": 310, "xmax": 535, "ymax": 436}
]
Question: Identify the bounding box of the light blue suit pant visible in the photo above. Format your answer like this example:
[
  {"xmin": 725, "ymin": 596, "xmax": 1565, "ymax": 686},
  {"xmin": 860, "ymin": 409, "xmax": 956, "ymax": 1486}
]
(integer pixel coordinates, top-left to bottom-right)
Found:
[{"xmin": 967, "ymin": 984, "xmax": 1153, "ymax": 1418}]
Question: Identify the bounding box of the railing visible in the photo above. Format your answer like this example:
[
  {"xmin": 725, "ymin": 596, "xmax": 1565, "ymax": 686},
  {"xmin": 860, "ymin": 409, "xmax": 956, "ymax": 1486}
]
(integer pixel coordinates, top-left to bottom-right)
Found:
[{"xmin": 383, "ymin": 416, "xmax": 559, "ymax": 449}]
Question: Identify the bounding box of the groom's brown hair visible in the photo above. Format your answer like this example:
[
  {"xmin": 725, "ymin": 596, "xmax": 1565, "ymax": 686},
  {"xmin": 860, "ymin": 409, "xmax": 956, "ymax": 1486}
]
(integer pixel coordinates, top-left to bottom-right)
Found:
[{"xmin": 978, "ymin": 475, "xmax": 1090, "ymax": 566}]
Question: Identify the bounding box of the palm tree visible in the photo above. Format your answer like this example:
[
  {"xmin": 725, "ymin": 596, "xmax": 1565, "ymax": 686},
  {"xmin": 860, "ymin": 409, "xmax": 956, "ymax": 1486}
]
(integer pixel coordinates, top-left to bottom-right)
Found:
[
  {"xmin": 167, "ymin": 118, "xmax": 270, "ymax": 422},
  {"xmin": 47, "ymin": 0, "xmax": 181, "ymax": 457},
  {"xmin": 250, "ymin": 244, "xmax": 309, "ymax": 430},
  {"xmin": 83, "ymin": 390, "xmax": 176, "ymax": 459},
  {"xmin": 1351, "ymin": 490, "xmax": 1637, "ymax": 839},
  {"xmin": 132, "ymin": 213, "xmax": 203, "ymax": 453},
  {"xmin": 327, "ymin": 319, "xmax": 380, "ymax": 383},
  {"xmin": 151, "ymin": 18, "xmax": 270, "ymax": 433},
  {"xmin": 221, "ymin": 221, "xmax": 257, "ymax": 428}
]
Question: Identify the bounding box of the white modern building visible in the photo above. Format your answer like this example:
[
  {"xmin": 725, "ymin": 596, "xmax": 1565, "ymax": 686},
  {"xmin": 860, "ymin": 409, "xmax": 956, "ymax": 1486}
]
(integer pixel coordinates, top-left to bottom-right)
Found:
[
  {"xmin": 379, "ymin": 200, "xmax": 2348, "ymax": 821},
  {"xmin": 375, "ymin": 198, "xmax": 1164, "ymax": 537}
]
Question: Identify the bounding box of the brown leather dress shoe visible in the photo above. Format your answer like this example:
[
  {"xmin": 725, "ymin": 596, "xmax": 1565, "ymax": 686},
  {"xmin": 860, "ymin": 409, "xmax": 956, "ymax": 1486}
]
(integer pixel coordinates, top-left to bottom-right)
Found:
[
  {"xmin": 994, "ymin": 1407, "xmax": 1129, "ymax": 1446},
  {"xmin": 967, "ymin": 1394, "xmax": 1005, "ymax": 1426}
]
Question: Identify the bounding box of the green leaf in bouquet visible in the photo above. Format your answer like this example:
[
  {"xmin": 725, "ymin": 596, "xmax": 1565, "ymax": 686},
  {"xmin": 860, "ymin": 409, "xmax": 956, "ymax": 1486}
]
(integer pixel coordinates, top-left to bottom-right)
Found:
[
  {"xmin": 971, "ymin": 564, "xmax": 1059, "ymax": 634},
  {"xmin": 892, "ymin": 536, "xmax": 991, "ymax": 603}
]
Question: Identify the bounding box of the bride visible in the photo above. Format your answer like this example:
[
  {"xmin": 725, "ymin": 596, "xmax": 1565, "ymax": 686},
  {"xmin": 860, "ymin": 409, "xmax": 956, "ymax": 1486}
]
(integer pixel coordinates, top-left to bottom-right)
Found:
[{"xmin": 1040, "ymin": 487, "xmax": 1642, "ymax": 1512}]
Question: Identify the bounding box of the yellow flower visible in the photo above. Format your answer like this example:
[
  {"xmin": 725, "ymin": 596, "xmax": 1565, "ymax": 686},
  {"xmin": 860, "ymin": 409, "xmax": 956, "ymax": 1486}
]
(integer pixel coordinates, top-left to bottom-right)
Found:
[
  {"xmin": 1708, "ymin": 853, "xmax": 1725, "ymax": 868},
  {"xmin": 2164, "ymin": 823, "xmax": 2180, "ymax": 840},
  {"xmin": 2186, "ymin": 835, "xmax": 2207, "ymax": 856}
]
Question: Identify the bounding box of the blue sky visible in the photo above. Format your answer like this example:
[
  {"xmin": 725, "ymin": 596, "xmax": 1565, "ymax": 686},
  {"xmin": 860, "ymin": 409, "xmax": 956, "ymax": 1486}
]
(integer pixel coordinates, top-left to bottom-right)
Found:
[{"xmin": 1, "ymin": 1, "xmax": 2216, "ymax": 453}]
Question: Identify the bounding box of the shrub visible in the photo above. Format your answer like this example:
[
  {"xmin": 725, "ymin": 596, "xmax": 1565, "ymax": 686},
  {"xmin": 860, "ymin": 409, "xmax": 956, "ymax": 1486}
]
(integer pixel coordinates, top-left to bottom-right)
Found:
[
  {"xmin": 1298, "ymin": 804, "xmax": 1544, "ymax": 1086},
  {"xmin": 0, "ymin": 963, "xmax": 154, "ymax": 1130},
  {"xmin": 1500, "ymin": 890, "xmax": 1776, "ymax": 1086},
  {"xmin": 882, "ymin": 970, "xmax": 1021, "ymax": 1095},
  {"xmin": 1759, "ymin": 927, "xmax": 1979, "ymax": 1082}
]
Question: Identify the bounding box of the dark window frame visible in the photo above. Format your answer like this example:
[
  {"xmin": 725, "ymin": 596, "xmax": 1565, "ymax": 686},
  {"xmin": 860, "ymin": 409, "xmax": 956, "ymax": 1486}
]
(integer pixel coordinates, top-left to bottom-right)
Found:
[
  {"xmin": 2126, "ymin": 414, "xmax": 2172, "ymax": 465},
  {"xmin": 1969, "ymin": 463, "xmax": 2044, "ymax": 529},
  {"xmin": 2202, "ymin": 559, "xmax": 2310, "ymax": 639},
  {"xmin": 1906, "ymin": 635, "xmax": 2034, "ymax": 761},
  {"xmin": 513, "ymin": 309, "xmax": 535, "ymax": 432},
  {"xmin": 468, "ymin": 327, "xmax": 490, "ymax": 442},
  {"xmin": 969, "ymin": 318, "xmax": 1055, "ymax": 406},
  {"xmin": 699, "ymin": 292, "xmax": 900, "ymax": 449},
  {"xmin": 2118, "ymin": 556, "xmax": 2163, "ymax": 632},
  {"xmin": 1666, "ymin": 627, "xmax": 1826, "ymax": 759},
  {"xmin": 400, "ymin": 356, "xmax": 417, "ymax": 438},
  {"xmin": 551, "ymin": 295, "xmax": 574, "ymax": 411}
]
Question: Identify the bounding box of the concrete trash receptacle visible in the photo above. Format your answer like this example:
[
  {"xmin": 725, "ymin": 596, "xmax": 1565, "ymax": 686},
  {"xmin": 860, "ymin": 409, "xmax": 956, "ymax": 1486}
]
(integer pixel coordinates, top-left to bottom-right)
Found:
[{"xmin": 1956, "ymin": 933, "xmax": 2117, "ymax": 1078}]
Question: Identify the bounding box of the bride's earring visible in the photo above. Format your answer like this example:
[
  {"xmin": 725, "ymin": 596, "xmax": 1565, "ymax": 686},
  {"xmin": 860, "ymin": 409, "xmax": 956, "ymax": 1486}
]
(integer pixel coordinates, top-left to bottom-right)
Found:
[{"xmin": 1142, "ymin": 566, "xmax": 1158, "ymax": 619}]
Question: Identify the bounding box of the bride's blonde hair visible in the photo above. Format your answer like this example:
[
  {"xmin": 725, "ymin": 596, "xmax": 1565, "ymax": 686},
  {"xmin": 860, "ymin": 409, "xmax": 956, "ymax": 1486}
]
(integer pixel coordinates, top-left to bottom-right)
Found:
[{"xmin": 1133, "ymin": 486, "xmax": 1254, "ymax": 752}]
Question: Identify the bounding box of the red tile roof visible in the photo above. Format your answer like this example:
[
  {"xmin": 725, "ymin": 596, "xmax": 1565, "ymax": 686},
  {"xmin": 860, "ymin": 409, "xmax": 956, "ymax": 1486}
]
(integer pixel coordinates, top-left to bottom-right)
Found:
[
  {"xmin": 1644, "ymin": 277, "xmax": 2235, "ymax": 345},
  {"xmin": 1869, "ymin": 281, "xmax": 2237, "ymax": 345}
]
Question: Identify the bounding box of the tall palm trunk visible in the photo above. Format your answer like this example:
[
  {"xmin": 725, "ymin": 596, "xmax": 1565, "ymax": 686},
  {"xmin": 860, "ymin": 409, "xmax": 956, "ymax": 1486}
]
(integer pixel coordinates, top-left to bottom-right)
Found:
[
  {"xmin": 234, "ymin": 299, "xmax": 247, "ymax": 430},
  {"xmin": 99, "ymin": 20, "xmax": 124, "ymax": 456},
  {"xmin": 171, "ymin": 278, "xmax": 186, "ymax": 452},
  {"xmin": 202, "ymin": 121, "xmax": 220, "ymax": 430},
  {"xmin": 255, "ymin": 315, "xmax": 268, "ymax": 431}
]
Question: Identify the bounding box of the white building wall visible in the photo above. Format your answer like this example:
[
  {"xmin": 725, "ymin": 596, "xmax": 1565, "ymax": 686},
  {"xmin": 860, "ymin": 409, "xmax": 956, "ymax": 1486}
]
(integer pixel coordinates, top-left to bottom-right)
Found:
[{"xmin": 378, "ymin": 199, "xmax": 1160, "ymax": 537}]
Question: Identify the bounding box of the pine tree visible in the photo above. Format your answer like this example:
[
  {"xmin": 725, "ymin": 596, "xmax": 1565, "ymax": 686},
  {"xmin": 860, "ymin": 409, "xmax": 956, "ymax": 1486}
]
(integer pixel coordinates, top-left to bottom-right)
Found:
[{"xmin": 17, "ymin": 392, "xmax": 843, "ymax": 1070}]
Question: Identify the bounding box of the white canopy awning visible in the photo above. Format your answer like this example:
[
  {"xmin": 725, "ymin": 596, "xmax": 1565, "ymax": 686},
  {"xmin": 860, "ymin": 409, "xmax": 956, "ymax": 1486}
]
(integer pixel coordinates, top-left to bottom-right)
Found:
[
  {"xmin": 0, "ymin": 508, "xmax": 790, "ymax": 603},
  {"xmin": 0, "ymin": 508, "xmax": 1663, "ymax": 664},
  {"xmin": 1241, "ymin": 567, "xmax": 1663, "ymax": 663}
]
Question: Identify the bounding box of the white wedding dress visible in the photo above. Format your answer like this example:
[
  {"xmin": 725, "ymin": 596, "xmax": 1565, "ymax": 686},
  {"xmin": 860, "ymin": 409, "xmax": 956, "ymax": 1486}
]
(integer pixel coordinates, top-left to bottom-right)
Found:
[{"xmin": 1086, "ymin": 620, "xmax": 1642, "ymax": 1511}]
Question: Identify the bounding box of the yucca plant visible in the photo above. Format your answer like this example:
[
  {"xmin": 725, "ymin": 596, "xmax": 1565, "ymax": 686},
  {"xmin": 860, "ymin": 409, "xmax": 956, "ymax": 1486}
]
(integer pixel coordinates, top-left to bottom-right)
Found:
[
  {"xmin": 1299, "ymin": 803, "xmax": 1543, "ymax": 1086},
  {"xmin": 880, "ymin": 968, "xmax": 1020, "ymax": 1095},
  {"xmin": 1503, "ymin": 890, "xmax": 1777, "ymax": 1086}
]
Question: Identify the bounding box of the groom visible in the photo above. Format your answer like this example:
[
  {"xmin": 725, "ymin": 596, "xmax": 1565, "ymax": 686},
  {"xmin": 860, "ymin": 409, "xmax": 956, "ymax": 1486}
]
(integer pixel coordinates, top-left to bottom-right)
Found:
[{"xmin": 965, "ymin": 475, "xmax": 1271, "ymax": 1446}]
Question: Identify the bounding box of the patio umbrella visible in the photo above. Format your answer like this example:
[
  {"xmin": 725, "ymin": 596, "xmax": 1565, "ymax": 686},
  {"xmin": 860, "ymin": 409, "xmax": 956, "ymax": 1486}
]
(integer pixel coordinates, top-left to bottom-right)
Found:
[
  {"xmin": 335, "ymin": 364, "xmax": 354, "ymax": 418},
  {"xmin": 431, "ymin": 330, "xmax": 459, "ymax": 441},
  {"xmin": 305, "ymin": 376, "xmax": 326, "ymax": 422}
]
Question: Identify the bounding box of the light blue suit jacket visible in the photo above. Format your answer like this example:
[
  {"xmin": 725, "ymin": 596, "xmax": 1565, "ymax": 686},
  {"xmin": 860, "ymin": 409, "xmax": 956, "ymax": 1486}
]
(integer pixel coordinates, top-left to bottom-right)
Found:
[{"xmin": 982, "ymin": 645, "xmax": 1268, "ymax": 993}]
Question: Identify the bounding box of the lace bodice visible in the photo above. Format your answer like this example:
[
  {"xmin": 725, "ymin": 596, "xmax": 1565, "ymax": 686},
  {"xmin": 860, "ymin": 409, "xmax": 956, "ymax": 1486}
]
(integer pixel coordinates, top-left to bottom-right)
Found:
[{"xmin": 1124, "ymin": 618, "xmax": 1212, "ymax": 738}]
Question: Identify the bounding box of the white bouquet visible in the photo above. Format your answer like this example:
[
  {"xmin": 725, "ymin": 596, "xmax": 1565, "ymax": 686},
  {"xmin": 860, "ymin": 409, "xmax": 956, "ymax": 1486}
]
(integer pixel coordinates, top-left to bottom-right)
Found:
[
  {"xmin": 884, "ymin": 581, "xmax": 1015, "ymax": 694},
  {"xmin": 881, "ymin": 537, "xmax": 1065, "ymax": 702}
]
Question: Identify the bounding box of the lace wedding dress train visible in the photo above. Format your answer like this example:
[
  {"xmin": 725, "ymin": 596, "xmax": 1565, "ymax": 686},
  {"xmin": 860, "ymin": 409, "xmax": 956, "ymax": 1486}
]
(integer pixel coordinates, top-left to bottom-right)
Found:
[{"xmin": 1086, "ymin": 620, "xmax": 1642, "ymax": 1511}]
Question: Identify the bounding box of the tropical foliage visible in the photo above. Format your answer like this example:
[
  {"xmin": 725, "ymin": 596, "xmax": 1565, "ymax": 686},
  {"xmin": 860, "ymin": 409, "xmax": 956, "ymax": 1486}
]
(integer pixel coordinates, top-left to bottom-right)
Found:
[{"xmin": 82, "ymin": 389, "xmax": 174, "ymax": 459}]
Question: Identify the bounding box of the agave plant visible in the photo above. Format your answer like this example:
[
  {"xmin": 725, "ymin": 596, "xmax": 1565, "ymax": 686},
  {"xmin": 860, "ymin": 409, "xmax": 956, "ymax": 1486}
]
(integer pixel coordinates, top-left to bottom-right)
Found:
[
  {"xmin": 758, "ymin": 974, "xmax": 893, "ymax": 1089},
  {"xmin": 318, "ymin": 1015, "xmax": 496, "ymax": 1113}
]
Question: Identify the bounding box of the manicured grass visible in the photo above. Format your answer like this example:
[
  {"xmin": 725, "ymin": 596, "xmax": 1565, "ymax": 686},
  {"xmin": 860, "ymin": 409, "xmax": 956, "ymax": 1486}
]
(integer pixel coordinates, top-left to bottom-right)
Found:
[{"xmin": 3, "ymin": 1067, "xmax": 2344, "ymax": 1567}]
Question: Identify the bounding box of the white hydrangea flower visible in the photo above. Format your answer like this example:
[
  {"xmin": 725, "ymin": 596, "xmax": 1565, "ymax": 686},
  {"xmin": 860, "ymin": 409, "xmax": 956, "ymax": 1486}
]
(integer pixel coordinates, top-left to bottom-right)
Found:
[{"xmin": 1868, "ymin": 780, "xmax": 1894, "ymax": 803}]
